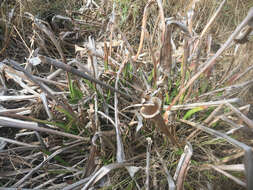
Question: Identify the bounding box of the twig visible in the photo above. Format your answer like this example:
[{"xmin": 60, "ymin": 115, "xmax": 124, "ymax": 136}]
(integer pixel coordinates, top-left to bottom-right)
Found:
[
  {"xmin": 46, "ymin": 59, "xmax": 75, "ymax": 80},
  {"xmin": 35, "ymin": 75, "xmax": 68, "ymax": 88}
]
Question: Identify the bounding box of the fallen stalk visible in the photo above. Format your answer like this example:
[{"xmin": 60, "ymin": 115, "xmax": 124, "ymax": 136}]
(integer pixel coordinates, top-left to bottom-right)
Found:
[
  {"xmin": 39, "ymin": 55, "xmax": 137, "ymax": 101},
  {"xmin": 0, "ymin": 116, "xmax": 86, "ymax": 140}
]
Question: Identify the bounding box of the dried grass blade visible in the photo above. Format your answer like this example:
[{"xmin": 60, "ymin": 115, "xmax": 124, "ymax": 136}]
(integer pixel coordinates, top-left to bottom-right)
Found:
[
  {"xmin": 179, "ymin": 119, "xmax": 250, "ymax": 150},
  {"xmin": 180, "ymin": 119, "xmax": 253, "ymax": 189},
  {"xmin": 141, "ymin": 97, "xmax": 178, "ymax": 145},
  {"xmin": 0, "ymin": 137, "xmax": 39, "ymax": 148},
  {"xmin": 230, "ymin": 65, "xmax": 253, "ymax": 84},
  {"xmin": 156, "ymin": 148, "xmax": 176, "ymax": 190},
  {"xmin": 12, "ymin": 142, "xmax": 84, "ymax": 187},
  {"xmin": 204, "ymin": 104, "xmax": 224, "ymax": 124},
  {"xmin": 46, "ymin": 59, "xmax": 77, "ymax": 80},
  {"xmin": 156, "ymin": 0, "xmax": 166, "ymax": 41},
  {"xmin": 63, "ymin": 176, "xmax": 91, "ymax": 190},
  {"xmin": 180, "ymin": 39, "xmax": 189, "ymax": 88},
  {"xmin": 164, "ymin": 98, "xmax": 240, "ymax": 111},
  {"xmin": 244, "ymin": 147, "xmax": 253, "ymax": 190},
  {"xmin": 186, "ymin": 0, "xmax": 199, "ymax": 35},
  {"xmin": 145, "ymin": 138, "xmax": 152, "ymax": 190},
  {"xmin": 0, "ymin": 116, "xmax": 85, "ymax": 140},
  {"xmin": 81, "ymin": 162, "xmax": 132, "ymax": 190},
  {"xmin": 168, "ymin": 7, "xmax": 253, "ymax": 109},
  {"xmin": 209, "ymin": 105, "xmax": 250, "ymax": 127},
  {"xmin": 83, "ymin": 145, "xmax": 98, "ymax": 178},
  {"xmin": 225, "ymin": 101, "xmax": 253, "ymax": 129},
  {"xmin": 114, "ymin": 57, "xmax": 128, "ymax": 163},
  {"xmin": 191, "ymin": 0, "xmax": 226, "ymax": 56},
  {"xmin": 0, "ymin": 107, "xmax": 31, "ymax": 114},
  {"xmin": 0, "ymin": 168, "xmax": 32, "ymax": 178},
  {"xmin": 199, "ymin": 79, "xmax": 253, "ymax": 99},
  {"xmin": 0, "ymin": 188, "xmax": 35, "ymax": 190},
  {"xmin": 134, "ymin": 0, "xmax": 155, "ymax": 61},
  {"xmin": 0, "ymin": 95, "xmax": 38, "ymax": 102},
  {"xmin": 31, "ymin": 16, "xmax": 65, "ymax": 63},
  {"xmin": 174, "ymin": 142, "xmax": 193, "ymax": 190},
  {"xmin": 159, "ymin": 24, "xmax": 172, "ymax": 75},
  {"xmin": 2, "ymin": 59, "xmax": 76, "ymax": 117},
  {"xmin": 39, "ymin": 55, "xmax": 135, "ymax": 100},
  {"xmin": 40, "ymin": 92, "xmax": 53, "ymax": 120},
  {"xmin": 215, "ymin": 164, "xmax": 245, "ymax": 172},
  {"xmin": 210, "ymin": 165, "xmax": 246, "ymax": 187},
  {"xmin": 5, "ymin": 70, "xmax": 40, "ymax": 96},
  {"xmin": 108, "ymin": 3, "xmax": 115, "ymax": 59},
  {"xmin": 34, "ymin": 173, "xmax": 65, "ymax": 189}
]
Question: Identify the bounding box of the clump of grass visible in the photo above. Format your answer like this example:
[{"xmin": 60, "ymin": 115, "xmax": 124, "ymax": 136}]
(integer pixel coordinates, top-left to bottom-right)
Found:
[{"xmin": 0, "ymin": 0, "xmax": 253, "ymax": 189}]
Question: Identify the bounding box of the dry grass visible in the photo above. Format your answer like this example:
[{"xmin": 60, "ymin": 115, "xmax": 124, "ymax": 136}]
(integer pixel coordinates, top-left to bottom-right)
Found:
[{"xmin": 0, "ymin": 0, "xmax": 253, "ymax": 189}]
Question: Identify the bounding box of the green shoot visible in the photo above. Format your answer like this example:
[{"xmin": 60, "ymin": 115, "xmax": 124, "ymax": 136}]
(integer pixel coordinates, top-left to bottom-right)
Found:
[{"xmin": 183, "ymin": 107, "xmax": 206, "ymax": 120}]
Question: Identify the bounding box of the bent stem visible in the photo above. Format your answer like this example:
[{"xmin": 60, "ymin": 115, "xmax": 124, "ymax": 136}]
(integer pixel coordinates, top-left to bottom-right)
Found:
[{"xmin": 140, "ymin": 97, "xmax": 178, "ymax": 146}]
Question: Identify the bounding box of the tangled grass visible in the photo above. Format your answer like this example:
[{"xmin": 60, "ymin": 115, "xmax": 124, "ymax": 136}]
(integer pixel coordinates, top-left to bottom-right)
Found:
[{"xmin": 0, "ymin": 0, "xmax": 253, "ymax": 189}]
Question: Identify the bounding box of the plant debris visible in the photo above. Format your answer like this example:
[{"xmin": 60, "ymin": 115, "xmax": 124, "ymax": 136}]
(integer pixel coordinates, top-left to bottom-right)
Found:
[{"xmin": 0, "ymin": 0, "xmax": 253, "ymax": 189}]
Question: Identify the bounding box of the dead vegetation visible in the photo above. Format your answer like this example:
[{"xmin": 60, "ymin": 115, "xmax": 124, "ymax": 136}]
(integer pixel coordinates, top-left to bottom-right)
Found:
[{"xmin": 0, "ymin": 0, "xmax": 253, "ymax": 189}]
